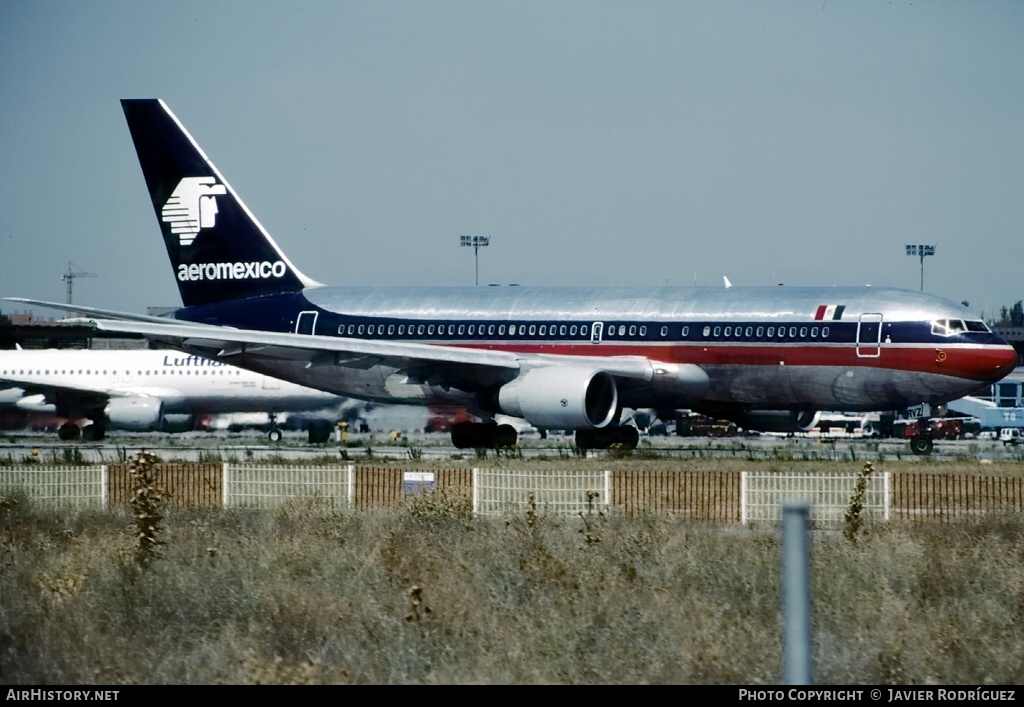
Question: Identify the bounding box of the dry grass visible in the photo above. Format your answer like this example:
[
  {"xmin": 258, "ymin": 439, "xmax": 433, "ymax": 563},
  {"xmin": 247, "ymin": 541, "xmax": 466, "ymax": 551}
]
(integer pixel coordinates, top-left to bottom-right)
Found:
[{"xmin": 0, "ymin": 487, "xmax": 1022, "ymax": 684}]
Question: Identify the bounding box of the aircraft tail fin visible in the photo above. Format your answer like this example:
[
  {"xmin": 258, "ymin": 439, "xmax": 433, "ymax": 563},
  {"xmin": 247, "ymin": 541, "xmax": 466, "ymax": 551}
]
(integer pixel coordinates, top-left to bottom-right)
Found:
[{"xmin": 121, "ymin": 99, "xmax": 320, "ymax": 308}]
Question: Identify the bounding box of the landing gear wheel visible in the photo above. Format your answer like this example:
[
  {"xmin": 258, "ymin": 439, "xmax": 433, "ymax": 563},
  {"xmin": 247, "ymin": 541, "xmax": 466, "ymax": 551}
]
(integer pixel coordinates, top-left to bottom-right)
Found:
[
  {"xmin": 613, "ymin": 425, "xmax": 640, "ymax": 449},
  {"xmin": 82, "ymin": 423, "xmax": 105, "ymax": 441},
  {"xmin": 910, "ymin": 435, "xmax": 933, "ymax": 456},
  {"xmin": 494, "ymin": 424, "xmax": 518, "ymax": 449},
  {"xmin": 575, "ymin": 425, "xmax": 640, "ymax": 451},
  {"xmin": 268, "ymin": 429, "xmax": 283, "ymax": 442},
  {"xmin": 450, "ymin": 422, "xmax": 518, "ymax": 449},
  {"xmin": 57, "ymin": 423, "xmax": 81, "ymax": 441},
  {"xmin": 451, "ymin": 423, "xmax": 478, "ymax": 449}
]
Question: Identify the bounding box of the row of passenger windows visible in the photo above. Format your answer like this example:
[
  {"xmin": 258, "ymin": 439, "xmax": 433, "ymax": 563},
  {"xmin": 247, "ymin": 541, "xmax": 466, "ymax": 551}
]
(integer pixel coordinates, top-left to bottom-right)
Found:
[
  {"xmin": 336, "ymin": 321, "xmax": 831, "ymax": 340},
  {"xmin": 4, "ymin": 369, "xmax": 242, "ymax": 376},
  {"xmin": 340, "ymin": 322, "xmax": 594, "ymax": 338},
  {"xmin": 700, "ymin": 325, "xmax": 831, "ymax": 340}
]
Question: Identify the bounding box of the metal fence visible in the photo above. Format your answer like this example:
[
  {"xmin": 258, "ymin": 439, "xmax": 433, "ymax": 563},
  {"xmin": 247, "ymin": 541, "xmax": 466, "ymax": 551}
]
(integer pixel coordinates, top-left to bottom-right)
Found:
[
  {"xmin": 473, "ymin": 468, "xmax": 610, "ymax": 517},
  {"xmin": 223, "ymin": 463, "xmax": 355, "ymax": 510},
  {"xmin": 612, "ymin": 469, "xmax": 742, "ymax": 522},
  {"xmin": 0, "ymin": 466, "xmax": 107, "ymax": 510},
  {"xmin": 107, "ymin": 463, "xmax": 222, "ymax": 509},
  {"xmin": 741, "ymin": 471, "xmax": 890, "ymax": 527},
  {"xmin": 1, "ymin": 464, "xmax": 1021, "ymax": 524},
  {"xmin": 891, "ymin": 472, "xmax": 1024, "ymax": 520}
]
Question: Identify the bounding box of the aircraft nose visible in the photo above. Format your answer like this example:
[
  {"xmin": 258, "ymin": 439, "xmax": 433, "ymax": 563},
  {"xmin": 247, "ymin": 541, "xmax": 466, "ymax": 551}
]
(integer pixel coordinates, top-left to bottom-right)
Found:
[
  {"xmin": 987, "ymin": 336, "xmax": 1019, "ymax": 379},
  {"xmin": 992, "ymin": 342, "xmax": 1018, "ymax": 380}
]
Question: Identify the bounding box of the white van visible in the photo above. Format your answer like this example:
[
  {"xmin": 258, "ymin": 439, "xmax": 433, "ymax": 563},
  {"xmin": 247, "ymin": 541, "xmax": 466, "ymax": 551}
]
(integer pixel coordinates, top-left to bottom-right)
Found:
[{"xmin": 999, "ymin": 428, "xmax": 1021, "ymax": 446}]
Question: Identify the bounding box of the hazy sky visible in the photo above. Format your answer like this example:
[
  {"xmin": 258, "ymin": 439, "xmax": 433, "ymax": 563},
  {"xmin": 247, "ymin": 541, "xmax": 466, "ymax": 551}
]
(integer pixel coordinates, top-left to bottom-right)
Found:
[{"xmin": 2, "ymin": 1, "xmax": 1022, "ymax": 322}]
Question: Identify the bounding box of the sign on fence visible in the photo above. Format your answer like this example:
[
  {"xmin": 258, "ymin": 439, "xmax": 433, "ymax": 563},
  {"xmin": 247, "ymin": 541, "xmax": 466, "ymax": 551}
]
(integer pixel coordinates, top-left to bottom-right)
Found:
[{"xmin": 403, "ymin": 471, "xmax": 435, "ymax": 495}]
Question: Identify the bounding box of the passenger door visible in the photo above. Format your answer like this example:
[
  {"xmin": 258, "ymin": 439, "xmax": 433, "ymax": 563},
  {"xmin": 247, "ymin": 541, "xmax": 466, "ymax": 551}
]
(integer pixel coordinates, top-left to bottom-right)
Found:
[
  {"xmin": 295, "ymin": 311, "xmax": 318, "ymax": 335},
  {"xmin": 856, "ymin": 313, "xmax": 883, "ymax": 358}
]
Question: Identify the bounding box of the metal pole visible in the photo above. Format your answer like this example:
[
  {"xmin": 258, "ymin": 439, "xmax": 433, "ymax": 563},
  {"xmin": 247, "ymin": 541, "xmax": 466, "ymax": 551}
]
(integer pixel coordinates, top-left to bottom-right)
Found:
[
  {"xmin": 782, "ymin": 500, "xmax": 813, "ymax": 684},
  {"xmin": 475, "ymin": 243, "xmax": 479, "ymax": 286},
  {"xmin": 920, "ymin": 253, "xmax": 925, "ymax": 292}
]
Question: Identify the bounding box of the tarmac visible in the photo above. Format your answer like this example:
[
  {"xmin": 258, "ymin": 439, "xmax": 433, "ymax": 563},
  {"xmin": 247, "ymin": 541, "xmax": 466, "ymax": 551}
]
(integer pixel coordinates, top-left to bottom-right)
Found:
[{"xmin": 2, "ymin": 429, "xmax": 1021, "ymax": 464}]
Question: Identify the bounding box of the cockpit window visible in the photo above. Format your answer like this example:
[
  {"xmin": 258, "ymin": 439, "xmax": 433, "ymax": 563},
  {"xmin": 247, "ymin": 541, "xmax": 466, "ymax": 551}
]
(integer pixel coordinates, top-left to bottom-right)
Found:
[{"xmin": 932, "ymin": 319, "xmax": 987, "ymax": 337}]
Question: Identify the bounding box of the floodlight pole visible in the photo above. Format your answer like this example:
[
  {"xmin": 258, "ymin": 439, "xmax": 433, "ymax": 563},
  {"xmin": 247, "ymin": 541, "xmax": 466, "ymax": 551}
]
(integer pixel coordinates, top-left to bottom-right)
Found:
[
  {"xmin": 905, "ymin": 244, "xmax": 936, "ymax": 292},
  {"xmin": 460, "ymin": 235, "xmax": 490, "ymax": 286}
]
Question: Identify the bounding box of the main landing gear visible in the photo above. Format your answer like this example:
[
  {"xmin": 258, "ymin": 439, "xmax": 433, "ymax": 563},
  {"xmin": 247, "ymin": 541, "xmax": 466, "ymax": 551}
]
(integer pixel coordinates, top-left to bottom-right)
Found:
[
  {"xmin": 56, "ymin": 421, "xmax": 105, "ymax": 441},
  {"xmin": 267, "ymin": 413, "xmax": 283, "ymax": 442},
  {"xmin": 575, "ymin": 425, "xmax": 640, "ymax": 451},
  {"xmin": 451, "ymin": 422, "xmax": 518, "ymax": 449},
  {"xmin": 909, "ymin": 414, "xmax": 935, "ymax": 456},
  {"xmin": 909, "ymin": 435, "xmax": 933, "ymax": 456}
]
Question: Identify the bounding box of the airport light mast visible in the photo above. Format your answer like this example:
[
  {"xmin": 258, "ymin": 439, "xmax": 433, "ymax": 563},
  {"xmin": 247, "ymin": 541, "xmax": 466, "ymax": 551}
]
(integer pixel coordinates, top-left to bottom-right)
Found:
[
  {"xmin": 905, "ymin": 244, "xmax": 936, "ymax": 292},
  {"xmin": 460, "ymin": 235, "xmax": 490, "ymax": 286}
]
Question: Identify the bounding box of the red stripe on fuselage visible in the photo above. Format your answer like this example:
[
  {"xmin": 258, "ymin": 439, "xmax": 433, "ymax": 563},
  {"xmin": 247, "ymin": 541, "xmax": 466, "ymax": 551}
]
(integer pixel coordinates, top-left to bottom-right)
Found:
[{"xmin": 453, "ymin": 341, "xmax": 1016, "ymax": 382}]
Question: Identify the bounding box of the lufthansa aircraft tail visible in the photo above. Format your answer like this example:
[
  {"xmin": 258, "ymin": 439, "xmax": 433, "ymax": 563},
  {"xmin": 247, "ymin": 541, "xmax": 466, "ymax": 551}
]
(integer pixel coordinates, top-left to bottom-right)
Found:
[{"xmin": 121, "ymin": 99, "xmax": 320, "ymax": 308}]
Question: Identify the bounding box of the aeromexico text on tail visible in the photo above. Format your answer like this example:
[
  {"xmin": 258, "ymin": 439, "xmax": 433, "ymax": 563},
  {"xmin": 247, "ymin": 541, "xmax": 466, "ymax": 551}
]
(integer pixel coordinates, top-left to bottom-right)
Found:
[{"xmin": 51, "ymin": 99, "xmax": 1024, "ymax": 453}]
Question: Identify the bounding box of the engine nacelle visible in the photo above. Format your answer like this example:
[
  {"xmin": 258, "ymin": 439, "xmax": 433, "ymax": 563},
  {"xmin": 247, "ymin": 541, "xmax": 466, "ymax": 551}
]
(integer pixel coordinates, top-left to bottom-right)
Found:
[
  {"xmin": 105, "ymin": 397, "xmax": 163, "ymax": 431},
  {"xmin": 497, "ymin": 367, "xmax": 618, "ymax": 429},
  {"xmin": 0, "ymin": 387, "xmax": 26, "ymax": 406},
  {"xmin": 15, "ymin": 393, "xmax": 56, "ymax": 414},
  {"xmin": 737, "ymin": 409, "xmax": 821, "ymax": 433}
]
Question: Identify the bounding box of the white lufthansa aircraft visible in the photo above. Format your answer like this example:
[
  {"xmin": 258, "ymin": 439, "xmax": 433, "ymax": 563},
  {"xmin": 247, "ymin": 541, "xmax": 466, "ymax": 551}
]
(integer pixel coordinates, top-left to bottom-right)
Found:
[
  {"xmin": 9, "ymin": 99, "xmax": 1018, "ymax": 455},
  {"xmin": 0, "ymin": 347, "xmax": 348, "ymax": 441}
]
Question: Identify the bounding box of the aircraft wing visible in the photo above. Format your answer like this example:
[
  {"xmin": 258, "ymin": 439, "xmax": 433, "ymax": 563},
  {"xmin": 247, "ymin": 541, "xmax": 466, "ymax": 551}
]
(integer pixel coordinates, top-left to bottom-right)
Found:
[
  {"xmin": 0, "ymin": 376, "xmax": 113, "ymax": 417},
  {"xmin": 73, "ymin": 318, "xmax": 664, "ymax": 387},
  {"xmin": 3, "ymin": 297, "xmax": 177, "ymax": 324},
  {"xmin": 0, "ymin": 373, "xmax": 185, "ymax": 412},
  {"xmin": 0, "ymin": 368, "xmax": 114, "ymax": 400}
]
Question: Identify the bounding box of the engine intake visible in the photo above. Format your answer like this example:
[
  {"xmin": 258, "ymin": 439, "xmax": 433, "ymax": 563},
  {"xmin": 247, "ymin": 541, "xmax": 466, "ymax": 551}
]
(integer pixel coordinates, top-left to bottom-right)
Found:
[{"xmin": 497, "ymin": 367, "xmax": 617, "ymax": 429}]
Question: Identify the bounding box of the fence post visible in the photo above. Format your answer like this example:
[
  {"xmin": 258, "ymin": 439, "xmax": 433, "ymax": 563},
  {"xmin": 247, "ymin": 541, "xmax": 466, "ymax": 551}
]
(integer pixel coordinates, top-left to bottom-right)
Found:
[
  {"xmin": 740, "ymin": 471, "xmax": 748, "ymax": 524},
  {"xmin": 883, "ymin": 471, "xmax": 891, "ymax": 521},
  {"xmin": 472, "ymin": 468, "xmax": 479, "ymax": 516},
  {"xmin": 782, "ymin": 500, "xmax": 813, "ymax": 685}
]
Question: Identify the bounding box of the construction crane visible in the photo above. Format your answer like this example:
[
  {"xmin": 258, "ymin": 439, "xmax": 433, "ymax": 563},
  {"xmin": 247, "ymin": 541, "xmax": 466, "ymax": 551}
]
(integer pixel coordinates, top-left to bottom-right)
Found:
[{"xmin": 61, "ymin": 261, "xmax": 96, "ymax": 305}]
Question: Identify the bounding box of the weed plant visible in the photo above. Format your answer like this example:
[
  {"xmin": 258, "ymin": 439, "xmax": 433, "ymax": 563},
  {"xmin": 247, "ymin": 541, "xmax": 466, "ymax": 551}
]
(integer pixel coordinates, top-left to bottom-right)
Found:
[{"xmin": 0, "ymin": 489, "xmax": 1021, "ymax": 684}]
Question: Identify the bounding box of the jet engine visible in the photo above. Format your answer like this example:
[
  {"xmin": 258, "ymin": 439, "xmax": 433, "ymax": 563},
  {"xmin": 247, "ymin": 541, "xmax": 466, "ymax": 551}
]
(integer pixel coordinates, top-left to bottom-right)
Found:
[
  {"xmin": 0, "ymin": 387, "xmax": 26, "ymax": 406},
  {"xmin": 105, "ymin": 397, "xmax": 164, "ymax": 431},
  {"xmin": 497, "ymin": 367, "xmax": 618, "ymax": 429},
  {"xmin": 735, "ymin": 409, "xmax": 821, "ymax": 433},
  {"xmin": 14, "ymin": 394, "xmax": 56, "ymax": 414}
]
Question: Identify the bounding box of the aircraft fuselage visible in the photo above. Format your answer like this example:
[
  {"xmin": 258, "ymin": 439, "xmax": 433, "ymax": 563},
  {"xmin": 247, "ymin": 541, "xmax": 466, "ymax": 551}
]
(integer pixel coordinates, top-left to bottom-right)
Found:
[{"xmin": 171, "ymin": 283, "xmax": 1016, "ymax": 415}]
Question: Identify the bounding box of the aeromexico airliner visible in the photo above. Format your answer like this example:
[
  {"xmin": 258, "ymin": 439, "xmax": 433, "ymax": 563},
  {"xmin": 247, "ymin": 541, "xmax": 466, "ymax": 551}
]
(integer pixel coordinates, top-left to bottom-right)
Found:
[{"xmin": 10, "ymin": 99, "xmax": 1017, "ymax": 454}]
